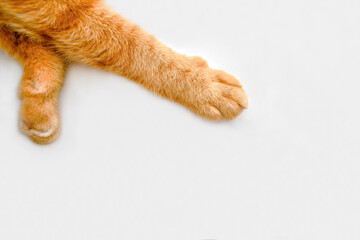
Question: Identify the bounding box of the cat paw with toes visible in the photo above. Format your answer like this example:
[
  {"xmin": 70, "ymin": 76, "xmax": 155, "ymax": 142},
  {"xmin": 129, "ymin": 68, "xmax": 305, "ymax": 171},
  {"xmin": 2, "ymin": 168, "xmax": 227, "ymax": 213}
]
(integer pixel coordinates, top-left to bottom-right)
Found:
[
  {"xmin": 189, "ymin": 69, "xmax": 248, "ymax": 120},
  {"xmin": 19, "ymin": 96, "xmax": 60, "ymax": 144}
]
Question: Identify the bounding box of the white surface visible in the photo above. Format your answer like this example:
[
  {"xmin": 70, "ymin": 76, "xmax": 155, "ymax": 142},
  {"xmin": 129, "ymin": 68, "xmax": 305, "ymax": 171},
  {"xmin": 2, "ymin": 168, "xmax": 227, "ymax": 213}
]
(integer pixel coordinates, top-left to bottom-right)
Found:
[{"xmin": 1, "ymin": 0, "xmax": 360, "ymax": 239}]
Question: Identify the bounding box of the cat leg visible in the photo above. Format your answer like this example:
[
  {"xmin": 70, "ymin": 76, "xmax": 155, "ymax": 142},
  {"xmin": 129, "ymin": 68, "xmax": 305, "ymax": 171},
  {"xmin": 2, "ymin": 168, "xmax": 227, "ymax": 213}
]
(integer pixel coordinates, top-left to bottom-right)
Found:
[
  {"xmin": 0, "ymin": 25, "xmax": 65, "ymax": 144},
  {"xmin": 52, "ymin": 2, "xmax": 248, "ymax": 120},
  {"xmin": 19, "ymin": 47, "xmax": 65, "ymax": 144}
]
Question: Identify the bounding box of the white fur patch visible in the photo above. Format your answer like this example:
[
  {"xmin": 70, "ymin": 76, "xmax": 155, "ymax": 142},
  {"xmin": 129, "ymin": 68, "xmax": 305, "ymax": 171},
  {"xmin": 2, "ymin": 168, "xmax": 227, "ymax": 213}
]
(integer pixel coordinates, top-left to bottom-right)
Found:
[{"xmin": 29, "ymin": 128, "xmax": 55, "ymax": 138}]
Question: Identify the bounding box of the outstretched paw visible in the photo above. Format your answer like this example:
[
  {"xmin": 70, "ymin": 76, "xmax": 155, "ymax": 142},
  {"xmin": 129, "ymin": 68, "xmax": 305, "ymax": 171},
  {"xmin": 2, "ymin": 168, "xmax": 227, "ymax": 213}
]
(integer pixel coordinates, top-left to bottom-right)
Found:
[{"xmin": 190, "ymin": 69, "xmax": 248, "ymax": 120}]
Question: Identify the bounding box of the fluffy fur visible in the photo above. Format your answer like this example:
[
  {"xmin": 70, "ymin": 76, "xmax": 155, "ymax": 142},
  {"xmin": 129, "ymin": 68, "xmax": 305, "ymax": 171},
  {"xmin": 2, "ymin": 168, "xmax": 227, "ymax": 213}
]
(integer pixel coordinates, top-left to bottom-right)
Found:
[{"xmin": 0, "ymin": 0, "xmax": 248, "ymax": 144}]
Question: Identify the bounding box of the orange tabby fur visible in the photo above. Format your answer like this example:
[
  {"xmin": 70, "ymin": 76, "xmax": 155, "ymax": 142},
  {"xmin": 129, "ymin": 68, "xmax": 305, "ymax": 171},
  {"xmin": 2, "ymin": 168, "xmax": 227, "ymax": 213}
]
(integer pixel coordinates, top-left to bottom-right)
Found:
[{"xmin": 0, "ymin": 0, "xmax": 248, "ymax": 144}]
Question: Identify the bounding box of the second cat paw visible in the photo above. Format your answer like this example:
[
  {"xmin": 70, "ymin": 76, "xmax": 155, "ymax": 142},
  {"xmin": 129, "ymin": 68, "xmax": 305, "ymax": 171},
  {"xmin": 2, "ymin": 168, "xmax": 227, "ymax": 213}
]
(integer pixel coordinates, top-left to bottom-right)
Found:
[{"xmin": 19, "ymin": 96, "xmax": 60, "ymax": 144}]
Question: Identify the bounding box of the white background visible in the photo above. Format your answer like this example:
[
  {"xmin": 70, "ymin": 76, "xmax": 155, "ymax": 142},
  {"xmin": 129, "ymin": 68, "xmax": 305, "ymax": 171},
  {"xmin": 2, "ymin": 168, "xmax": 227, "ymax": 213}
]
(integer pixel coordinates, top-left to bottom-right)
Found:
[{"xmin": 1, "ymin": 0, "xmax": 360, "ymax": 239}]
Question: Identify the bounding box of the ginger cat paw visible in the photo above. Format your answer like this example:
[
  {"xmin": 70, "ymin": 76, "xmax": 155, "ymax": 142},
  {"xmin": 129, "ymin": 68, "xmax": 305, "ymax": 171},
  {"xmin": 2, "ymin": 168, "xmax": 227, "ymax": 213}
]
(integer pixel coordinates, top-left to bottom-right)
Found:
[
  {"xmin": 188, "ymin": 69, "xmax": 248, "ymax": 121},
  {"xmin": 19, "ymin": 96, "xmax": 60, "ymax": 144},
  {"xmin": 0, "ymin": 1, "xmax": 247, "ymax": 144}
]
